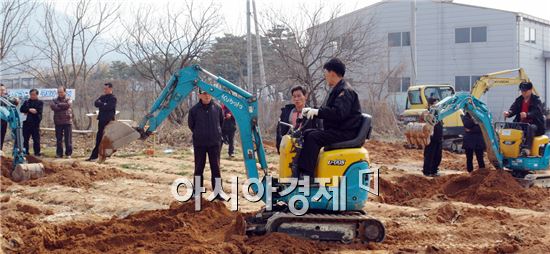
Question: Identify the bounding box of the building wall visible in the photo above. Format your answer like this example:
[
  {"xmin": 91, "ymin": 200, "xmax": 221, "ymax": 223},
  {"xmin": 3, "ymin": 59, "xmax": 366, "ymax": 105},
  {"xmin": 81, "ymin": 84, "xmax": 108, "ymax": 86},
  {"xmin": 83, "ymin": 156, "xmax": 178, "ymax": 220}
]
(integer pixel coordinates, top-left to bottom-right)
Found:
[
  {"xmin": 323, "ymin": 1, "xmax": 549, "ymax": 119},
  {"xmin": 519, "ymin": 17, "xmax": 550, "ymax": 108}
]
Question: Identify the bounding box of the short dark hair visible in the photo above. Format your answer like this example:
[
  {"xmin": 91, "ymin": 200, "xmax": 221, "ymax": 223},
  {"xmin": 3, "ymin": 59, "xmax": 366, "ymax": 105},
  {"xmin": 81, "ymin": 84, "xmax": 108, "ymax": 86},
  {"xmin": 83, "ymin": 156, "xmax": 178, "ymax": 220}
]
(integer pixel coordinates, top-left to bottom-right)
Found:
[
  {"xmin": 519, "ymin": 81, "xmax": 533, "ymax": 91},
  {"xmin": 29, "ymin": 88, "xmax": 39, "ymax": 95},
  {"xmin": 323, "ymin": 58, "xmax": 346, "ymax": 77},
  {"xmin": 0, "ymin": 83, "xmax": 4, "ymax": 87},
  {"xmin": 104, "ymin": 82, "xmax": 113, "ymax": 88},
  {"xmin": 290, "ymin": 85, "xmax": 307, "ymax": 96}
]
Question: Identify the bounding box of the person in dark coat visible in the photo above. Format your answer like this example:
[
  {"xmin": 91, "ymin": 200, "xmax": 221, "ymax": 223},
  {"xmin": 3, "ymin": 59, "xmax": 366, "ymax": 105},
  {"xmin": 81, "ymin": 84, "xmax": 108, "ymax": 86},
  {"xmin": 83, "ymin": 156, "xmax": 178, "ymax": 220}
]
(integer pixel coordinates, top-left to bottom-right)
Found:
[
  {"xmin": 20, "ymin": 89, "xmax": 44, "ymax": 156},
  {"xmin": 221, "ymin": 104, "xmax": 236, "ymax": 157},
  {"xmin": 423, "ymin": 98, "xmax": 443, "ymax": 177},
  {"xmin": 298, "ymin": 58, "xmax": 363, "ymax": 178},
  {"xmin": 188, "ymin": 90, "xmax": 224, "ymax": 193},
  {"xmin": 503, "ymin": 81, "xmax": 546, "ymax": 155},
  {"xmin": 461, "ymin": 112, "xmax": 485, "ymax": 172},
  {"xmin": 276, "ymin": 85, "xmax": 317, "ymax": 153},
  {"xmin": 51, "ymin": 86, "xmax": 73, "ymax": 158},
  {"xmin": 87, "ymin": 83, "xmax": 117, "ymax": 161}
]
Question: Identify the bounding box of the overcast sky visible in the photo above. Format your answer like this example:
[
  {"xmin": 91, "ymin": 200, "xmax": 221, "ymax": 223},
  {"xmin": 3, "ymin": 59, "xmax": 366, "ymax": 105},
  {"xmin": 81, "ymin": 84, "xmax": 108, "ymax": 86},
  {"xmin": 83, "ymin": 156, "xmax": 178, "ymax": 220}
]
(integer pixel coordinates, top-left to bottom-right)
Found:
[{"xmin": 51, "ymin": 0, "xmax": 550, "ymax": 37}]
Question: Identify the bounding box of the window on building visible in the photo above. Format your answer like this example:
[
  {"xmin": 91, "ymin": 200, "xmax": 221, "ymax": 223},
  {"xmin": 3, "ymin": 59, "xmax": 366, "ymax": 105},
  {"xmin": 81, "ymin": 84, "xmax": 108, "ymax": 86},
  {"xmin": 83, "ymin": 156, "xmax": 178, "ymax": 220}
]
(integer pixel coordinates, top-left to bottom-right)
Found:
[
  {"xmin": 471, "ymin": 27, "xmax": 487, "ymax": 42},
  {"xmin": 455, "ymin": 76, "xmax": 471, "ymax": 91},
  {"xmin": 401, "ymin": 77, "xmax": 411, "ymax": 92},
  {"xmin": 456, "ymin": 26, "xmax": 487, "ymax": 43},
  {"xmin": 402, "ymin": 32, "xmax": 411, "ymax": 46},
  {"xmin": 388, "ymin": 32, "xmax": 401, "ymax": 47},
  {"xmin": 388, "ymin": 77, "xmax": 401, "ymax": 92},
  {"xmin": 524, "ymin": 27, "xmax": 536, "ymax": 43},
  {"xmin": 455, "ymin": 28, "xmax": 470, "ymax": 43}
]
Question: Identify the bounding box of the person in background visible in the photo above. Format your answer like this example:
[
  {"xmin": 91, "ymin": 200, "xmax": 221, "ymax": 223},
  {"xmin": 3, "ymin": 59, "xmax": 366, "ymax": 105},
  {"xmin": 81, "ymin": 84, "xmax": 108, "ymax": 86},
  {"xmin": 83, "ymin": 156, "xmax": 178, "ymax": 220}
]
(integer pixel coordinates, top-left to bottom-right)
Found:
[
  {"xmin": 87, "ymin": 83, "xmax": 117, "ymax": 161},
  {"xmin": 188, "ymin": 89, "xmax": 224, "ymax": 196},
  {"xmin": 221, "ymin": 104, "xmax": 236, "ymax": 157},
  {"xmin": 461, "ymin": 112, "xmax": 485, "ymax": 173},
  {"xmin": 276, "ymin": 85, "xmax": 318, "ymax": 154},
  {"xmin": 51, "ymin": 86, "xmax": 73, "ymax": 159},
  {"xmin": 20, "ymin": 88, "xmax": 44, "ymax": 156},
  {"xmin": 422, "ymin": 98, "xmax": 442, "ymax": 177}
]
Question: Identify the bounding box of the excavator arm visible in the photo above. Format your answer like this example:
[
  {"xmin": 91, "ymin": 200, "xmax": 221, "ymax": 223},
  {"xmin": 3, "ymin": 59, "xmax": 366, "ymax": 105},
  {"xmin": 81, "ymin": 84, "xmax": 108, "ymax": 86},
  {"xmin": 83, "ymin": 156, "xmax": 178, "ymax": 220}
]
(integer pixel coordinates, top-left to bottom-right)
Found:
[
  {"xmin": 470, "ymin": 68, "xmax": 538, "ymax": 98},
  {"xmin": 424, "ymin": 92, "xmax": 504, "ymax": 168},
  {"xmin": 99, "ymin": 65, "xmax": 268, "ymax": 180}
]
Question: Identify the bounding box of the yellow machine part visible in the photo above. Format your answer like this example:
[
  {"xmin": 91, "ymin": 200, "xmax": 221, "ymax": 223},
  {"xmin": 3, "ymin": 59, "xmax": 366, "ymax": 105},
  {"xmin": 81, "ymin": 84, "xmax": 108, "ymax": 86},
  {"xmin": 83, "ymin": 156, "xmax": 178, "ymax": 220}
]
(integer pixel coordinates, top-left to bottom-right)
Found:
[
  {"xmin": 278, "ymin": 135, "xmax": 370, "ymax": 187},
  {"xmin": 498, "ymin": 128, "xmax": 523, "ymax": 158},
  {"xmin": 531, "ymin": 135, "xmax": 549, "ymax": 157}
]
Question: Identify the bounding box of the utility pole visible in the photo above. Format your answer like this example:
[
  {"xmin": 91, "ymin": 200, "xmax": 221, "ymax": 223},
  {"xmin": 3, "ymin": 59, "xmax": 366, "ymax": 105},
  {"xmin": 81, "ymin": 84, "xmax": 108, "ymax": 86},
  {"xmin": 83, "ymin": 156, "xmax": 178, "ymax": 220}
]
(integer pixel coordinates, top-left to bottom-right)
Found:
[
  {"xmin": 252, "ymin": 0, "xmax": 267, "ymax": 98},
  {"xmin": 246, "ymin": 0, "xmax": 254, "ymax": 95}
]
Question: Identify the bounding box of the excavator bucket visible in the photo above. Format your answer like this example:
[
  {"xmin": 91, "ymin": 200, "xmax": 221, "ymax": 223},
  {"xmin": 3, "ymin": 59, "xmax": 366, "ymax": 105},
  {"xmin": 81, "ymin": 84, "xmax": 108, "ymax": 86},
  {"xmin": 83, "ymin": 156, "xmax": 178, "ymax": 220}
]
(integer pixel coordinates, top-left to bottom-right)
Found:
[
  {"xmin": 98, "ymin": 121, "xmax": 141, "ymax": 162},
  {"xmin": 11, "ymin": 162, "xmax": 45, "ymax": 182},
  {"xmin": 404, "ymin": 122, "xmax": 433, "ymax": 148}
]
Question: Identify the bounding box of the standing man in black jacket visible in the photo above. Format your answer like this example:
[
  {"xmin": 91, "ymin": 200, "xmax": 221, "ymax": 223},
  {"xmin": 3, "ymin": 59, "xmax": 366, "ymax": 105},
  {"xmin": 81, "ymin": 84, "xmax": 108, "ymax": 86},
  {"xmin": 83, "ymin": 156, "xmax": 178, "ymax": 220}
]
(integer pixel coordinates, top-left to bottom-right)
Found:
[
  {"xmin": 423, "ymin": 98, "xmax": 443, "ymax": 177},
  {"xmin": 20, "ymin": 89, "xmax": 43, "ymax": 156},
  {"xmin": 298, "ymin": 58, "xmax": 363, "ymax": 178},
  {"xmin": 503, "ymin": 82, "xmax": 546, "ymax": 155},
  {"xmin": 188, "ymin": 90, "xmax": 224, "ymax": 192},
  {"xmin": 461, "ymin": 112, "xmax": 485, "ymax": 173},
  {"xmin": 87, "ymin": 83, "xmax": 117, "ymax": 161}
]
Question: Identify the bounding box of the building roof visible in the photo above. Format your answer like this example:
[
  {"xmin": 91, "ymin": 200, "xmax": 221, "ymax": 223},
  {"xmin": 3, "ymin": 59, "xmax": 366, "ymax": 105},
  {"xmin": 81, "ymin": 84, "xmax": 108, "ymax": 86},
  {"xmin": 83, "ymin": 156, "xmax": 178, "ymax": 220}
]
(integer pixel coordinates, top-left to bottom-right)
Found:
[{"xmin": 336, "ymin": 0, "xmax": 550, "ymax": 27}]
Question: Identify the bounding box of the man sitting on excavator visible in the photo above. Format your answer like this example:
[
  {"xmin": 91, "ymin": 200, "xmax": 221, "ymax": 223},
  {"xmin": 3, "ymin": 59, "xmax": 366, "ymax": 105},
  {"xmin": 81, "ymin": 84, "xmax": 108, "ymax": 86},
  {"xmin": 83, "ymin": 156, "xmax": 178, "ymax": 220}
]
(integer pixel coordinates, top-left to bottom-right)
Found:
[
  {"xmin": 503, "ymin": 81, "xmax": 546, "ymax": 156},
  {"xmin": 298, "ymin": 58, "xmax": 363, "ymax": 179}
]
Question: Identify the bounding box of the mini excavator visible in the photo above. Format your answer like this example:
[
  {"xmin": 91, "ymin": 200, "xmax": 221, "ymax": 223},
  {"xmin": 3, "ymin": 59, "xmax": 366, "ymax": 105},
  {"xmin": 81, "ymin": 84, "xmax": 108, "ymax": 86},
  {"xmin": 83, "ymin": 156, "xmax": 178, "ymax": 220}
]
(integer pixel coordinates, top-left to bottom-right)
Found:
[
  {"xmin": 421, "ymin": 92, "xmax": 550, "ymax": 187},
  {"xmin": 97, "ymin": 65, "xmax": 385, "ymax": 243}
]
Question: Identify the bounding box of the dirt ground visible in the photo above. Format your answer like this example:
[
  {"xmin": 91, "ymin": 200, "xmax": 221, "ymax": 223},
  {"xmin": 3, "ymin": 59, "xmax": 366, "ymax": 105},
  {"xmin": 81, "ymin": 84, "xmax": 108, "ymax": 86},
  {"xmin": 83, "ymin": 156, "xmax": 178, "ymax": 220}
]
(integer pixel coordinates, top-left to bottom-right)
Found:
[{"xmin": 1, "ymin": 136, "xmax": 549, "ymax": 253}]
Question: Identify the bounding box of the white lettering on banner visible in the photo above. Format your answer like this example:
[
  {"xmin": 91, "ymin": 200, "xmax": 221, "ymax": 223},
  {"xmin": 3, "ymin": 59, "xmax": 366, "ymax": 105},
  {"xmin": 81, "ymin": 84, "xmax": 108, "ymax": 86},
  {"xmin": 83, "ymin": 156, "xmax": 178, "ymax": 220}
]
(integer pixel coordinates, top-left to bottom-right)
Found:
[{"xmin": 8, "ymin": 89, "xmax": 76, "ymax": 101}]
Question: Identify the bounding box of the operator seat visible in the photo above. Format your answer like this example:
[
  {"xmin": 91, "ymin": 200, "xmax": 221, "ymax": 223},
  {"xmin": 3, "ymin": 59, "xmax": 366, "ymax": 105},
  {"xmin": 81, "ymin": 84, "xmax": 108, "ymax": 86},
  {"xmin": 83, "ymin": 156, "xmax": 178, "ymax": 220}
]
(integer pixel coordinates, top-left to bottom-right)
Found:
[{"xmin": 324, "ymin": 114, "xmax": 372, "ymax": 151}]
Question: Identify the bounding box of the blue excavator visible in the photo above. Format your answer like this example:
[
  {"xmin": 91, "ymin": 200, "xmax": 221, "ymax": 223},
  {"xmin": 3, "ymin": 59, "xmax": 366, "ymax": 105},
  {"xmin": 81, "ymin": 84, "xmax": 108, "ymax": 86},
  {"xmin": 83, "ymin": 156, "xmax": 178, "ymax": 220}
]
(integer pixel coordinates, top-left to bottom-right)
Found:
[
  {"xmin": 421, "ymin": 92, "xmax": 550, "ymax": 187},
  {"xmin": 98, "ymin": 65, "xmax": 385, "ymax": 243},
  {"xmin": 0, "ymin": 97, "xmax": 44, "ymax": 181}
]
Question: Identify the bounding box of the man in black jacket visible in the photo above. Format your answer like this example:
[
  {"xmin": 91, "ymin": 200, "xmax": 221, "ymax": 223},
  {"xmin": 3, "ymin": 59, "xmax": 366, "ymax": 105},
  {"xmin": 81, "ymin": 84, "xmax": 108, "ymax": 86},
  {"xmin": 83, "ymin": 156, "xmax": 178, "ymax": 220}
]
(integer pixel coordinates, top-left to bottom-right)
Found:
[
  {"xmin": 276, "ymin": 86, "xmax": 317, "ymax": 154},
  {"xmin": 188, "ymin": 90, "xmax": 224, "ymax": 192},
  {"xmin": 461, "ymin": 112, "xmax": 485, "ymax": 173},
  {"xmin": 87, "ymin": 83, "xmax": 117, "ymax": 161},
  {"xmin": 503, "ymin": 82, "xmax": 546, "ymax": 155},
  {"xmin": 298, "ymin": 58, "xmax": 363, "ymax": 178},
  {"xmin": 20, "ymin": 89, "xmax": 43, "ymax": 156},
  {"xmin": 423, "ymin": 98, "xmax": 443, "ymax": 177}
]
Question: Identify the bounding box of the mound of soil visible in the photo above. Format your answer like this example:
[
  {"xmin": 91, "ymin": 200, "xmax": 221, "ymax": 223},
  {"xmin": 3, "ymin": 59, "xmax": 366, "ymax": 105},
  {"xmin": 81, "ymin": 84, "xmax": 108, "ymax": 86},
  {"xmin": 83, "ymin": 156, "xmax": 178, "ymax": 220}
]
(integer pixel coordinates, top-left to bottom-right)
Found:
[
  {"xmin": 1, "ymin": 156, "xmax": 135, "ymax": 188},
  {"xmin": 428, "ymin": 203, "xmax": 511, "ymax": 224},
  {"xmin": 379, "ymin": 169, "xmax": 549, "ymax": 209},
  {"xmin": 1, "ymin": 200, "xmax": 327, "ymax": 253}
]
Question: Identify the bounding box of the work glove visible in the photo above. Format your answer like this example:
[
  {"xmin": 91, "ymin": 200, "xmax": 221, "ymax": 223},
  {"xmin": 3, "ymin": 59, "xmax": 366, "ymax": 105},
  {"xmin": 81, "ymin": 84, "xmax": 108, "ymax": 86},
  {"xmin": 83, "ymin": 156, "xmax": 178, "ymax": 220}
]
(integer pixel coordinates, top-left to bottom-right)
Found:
[{"xmin": 301, "ymin": 107, "xmax": 319, "ymax": 119}]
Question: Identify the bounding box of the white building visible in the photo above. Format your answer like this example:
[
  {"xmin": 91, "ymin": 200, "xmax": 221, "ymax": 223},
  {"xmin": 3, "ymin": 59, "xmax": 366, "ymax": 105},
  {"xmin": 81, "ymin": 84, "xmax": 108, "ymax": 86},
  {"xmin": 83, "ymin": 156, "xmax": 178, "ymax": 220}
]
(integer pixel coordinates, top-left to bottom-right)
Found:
[{"xmin": 327, "ymin": 0, "xmax": 549, "ymax": 121}]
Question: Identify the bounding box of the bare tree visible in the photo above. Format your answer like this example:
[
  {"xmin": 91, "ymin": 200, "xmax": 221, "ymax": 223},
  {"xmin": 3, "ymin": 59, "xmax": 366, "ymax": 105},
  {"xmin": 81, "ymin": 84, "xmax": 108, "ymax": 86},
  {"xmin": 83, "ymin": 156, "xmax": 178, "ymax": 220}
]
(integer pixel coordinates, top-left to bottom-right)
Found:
[
  {"xmin": 117, "ymin": 0, "xmax": 221, "ymax": 124},
  {"xmin": 23, "ymin": 0, "xmax": 119, "ymax": 128},
  {"xmin": 261, "ymin": 4, "xmax": 393, "ymax": 106},
  {"xmin": 0, "ymin": 0, "xmax": 36, "ymax": 72}
]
